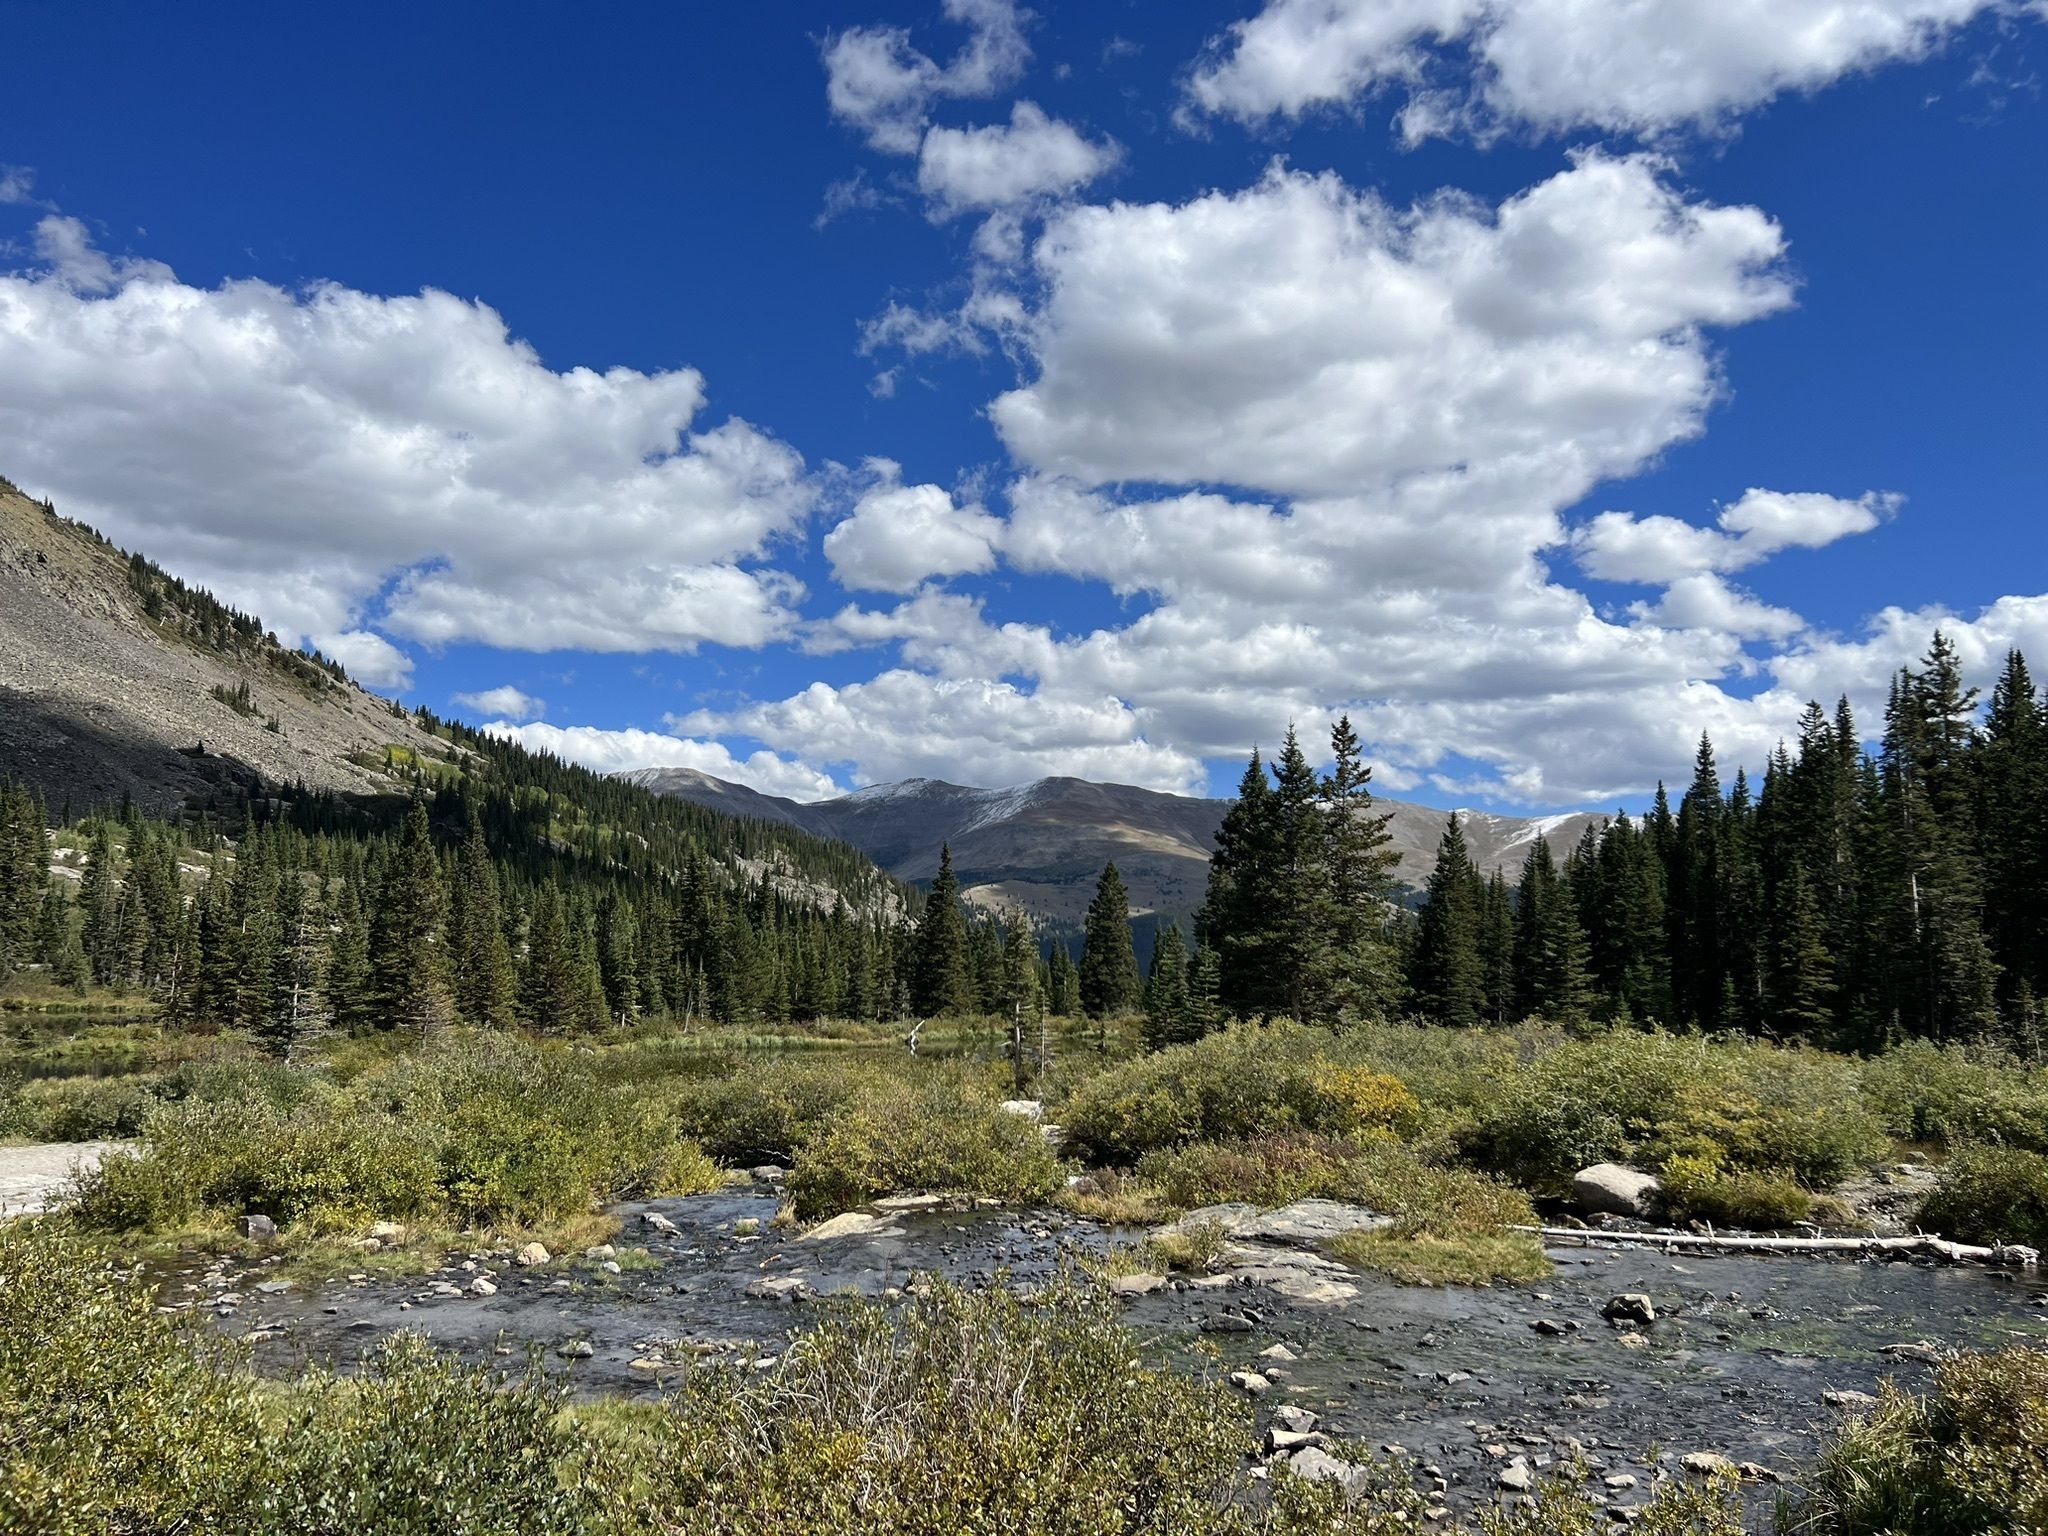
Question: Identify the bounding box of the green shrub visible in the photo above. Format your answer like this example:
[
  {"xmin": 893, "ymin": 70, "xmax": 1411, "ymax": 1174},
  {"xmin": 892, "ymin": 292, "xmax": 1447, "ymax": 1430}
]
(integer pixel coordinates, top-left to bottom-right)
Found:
[
  {"xmin": 1658, "ymin": 1154, "xmax": 1816, "ymax": 1230},
  {"xmin": 1783, "ymin": 1347, "xmax": 2048, "ymax": 1535},
  {"xmin": 638, "ymin": 1272, "xmax": 1280, "ymax": 1534},
  {"xmin": 1463, "ymin": 1032, "xmax": 1883, "ymax": 1188},
  {"xmin": 787, "ymin": 1072, "xmax": 1064, "ymax": 1218},
  {"xmin": 671, "ymin": 1054, "xmax": 882, "ymax": 1165},
  {"xmin": 66, "ymin": 1033, "xmax": 723, "ymax": 1235},
  {"xmin": 0, "ymin": 1071, "xmax": 161, "ymax": 1140},
  {"xmin": 1861, "ymin": 1040, "xmax": 2048, "ymax": 1154},
  {"xmin": 1058, "ymin": 1022, "xmax": 1404, "ymax": 1166},
  {"xmin": 1916, "ymin": 1145, "xmax": 2048, "ymax": 1250},
  {"xmin": 0, "ymin": 1220, "xmax": 625, "ymax": 1536}
]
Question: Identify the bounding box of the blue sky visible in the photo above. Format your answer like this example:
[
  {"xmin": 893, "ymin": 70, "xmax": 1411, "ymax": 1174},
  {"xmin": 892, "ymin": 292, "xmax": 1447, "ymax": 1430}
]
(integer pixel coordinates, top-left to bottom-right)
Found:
[{"xmin": 1, "ymin": 0, "xmax": 2043, "ymax": 808}]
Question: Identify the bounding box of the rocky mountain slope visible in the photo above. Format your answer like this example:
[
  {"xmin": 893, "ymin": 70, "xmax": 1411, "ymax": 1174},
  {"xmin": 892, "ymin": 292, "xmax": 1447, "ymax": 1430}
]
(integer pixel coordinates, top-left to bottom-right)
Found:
[
  {"xmin": 618, "ymin": 766, "xmax": 1605, "ymax": 924},
  {"xmin": 0, "ymin": 480, "xmax": 452, "ymax": 814}
]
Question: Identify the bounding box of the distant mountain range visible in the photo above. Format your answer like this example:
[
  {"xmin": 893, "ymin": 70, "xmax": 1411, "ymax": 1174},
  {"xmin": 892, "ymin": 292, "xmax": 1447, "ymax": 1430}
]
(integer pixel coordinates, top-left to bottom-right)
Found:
[{"xmin": 618, "ymin": 766, "xmax": 1605, "ymax": 926}]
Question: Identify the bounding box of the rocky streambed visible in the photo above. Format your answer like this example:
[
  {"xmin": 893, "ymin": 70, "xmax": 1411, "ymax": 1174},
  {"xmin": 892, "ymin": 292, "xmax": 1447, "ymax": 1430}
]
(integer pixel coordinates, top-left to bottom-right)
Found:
[{"xmin": 144, "ymin": 1176, "xmax": 2048, "ymax": 1523}]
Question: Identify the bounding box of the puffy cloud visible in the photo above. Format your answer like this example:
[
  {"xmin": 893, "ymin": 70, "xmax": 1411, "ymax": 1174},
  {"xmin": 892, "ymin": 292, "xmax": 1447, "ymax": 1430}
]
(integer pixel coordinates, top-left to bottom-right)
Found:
[
  {"xmin": 0, "ymin": 222, "xmax": 815, "ymax": 664},
  {"xmin": 678, "ymin": 669, "xmax": 1207, "ymax": 794},
  {"xmin": 1575, "ymin": 488, "xmax": 1897, "ymax": 582},
  {"xmin": 321, "ymin": 630, "xmax": 415, "ymax": 691},
  {"xmin": 823, "ymin": 0, "xmax": 1031, "ymax": 155},
  {"xmin": 1628, "ymin": 572, "xmax": 1808, "ymax": 640},
  {"xmin": 1182, "ymin": 0, "xmax": 2022, "ymax": 140},
  {"xmin": 722, "ymin": 155, "xmax": 1863, "ymax": 805},
  {"xmin": 991, "ymin": 153, "xmax": 1792, "ymax": 503},
  {"xmin": 483, "ymin": 722, "xmax": 841, "ymax": 801},
  {"xmin": 451, "ymin": 684, "xmax": 544, "ymax": 722},
  {"xmin": 917, "ymin": 101, "xmax": 1119, "ymax": 215},
  {"xmin": 822, "ymin": 464, "xmax": 1003, "ymax": 593}
]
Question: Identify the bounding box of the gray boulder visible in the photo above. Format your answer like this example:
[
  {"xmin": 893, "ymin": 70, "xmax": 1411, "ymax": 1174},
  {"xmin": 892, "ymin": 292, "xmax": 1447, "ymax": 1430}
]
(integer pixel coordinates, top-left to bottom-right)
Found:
[{"xmin": 1572, "ymin": 1164, "xmax": 1662, "ymax": 1219}]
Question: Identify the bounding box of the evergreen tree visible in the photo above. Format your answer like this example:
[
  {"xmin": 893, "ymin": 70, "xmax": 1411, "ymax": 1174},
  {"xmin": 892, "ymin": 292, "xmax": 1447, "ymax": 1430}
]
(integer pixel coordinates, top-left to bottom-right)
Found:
[
  {"xmin": 447, "ymin": 810, "xmax": 517, "ymax": 1028},
  {"xmin": 371, "ymin": 797, "xmax": 451, "ymax": 1035},
  {"xmin": 1142, "ymin": 920, "xmax": 1193, "ymax": 1047},
  {"xmin": 324, "ymin": 876, "xmax": 373, "ymax": 1033},
  {"xmin": 1511, "ymin": 840, "xmax": 1592, "ymax": 1022},
  {"xmin": 912, "ymin": 845, "xmax": 974, "ymax": 1016},
  {"xmin": 1314, "ymin": 716, "xmax": 1402, "ymax": 1023},
  {"xmin": 1198, "ymin": 749, "xmax": 1279, "ymax": 1017},
  {"xmin": 1475, "ymin": 871, "xmax": 1515, "ymax": 1025},
  {"xmin": 1410, "ymin": 815, "xmax": 1486, "ymax": 1027},
  {"xmin": 76, "ymin": 819, "xmax": 123, "ymax": 988},
  {"xmin": 1267, "ymin": 727, "xmax": 1329, "ymax": 1023},
  {"xmin": 1046, "ymin": 941, "xmax": 1081, "ymax": 1018},
  {"xmin": 1079, "ymin": 860, "xmax": 1140, "ymax": 1019}
]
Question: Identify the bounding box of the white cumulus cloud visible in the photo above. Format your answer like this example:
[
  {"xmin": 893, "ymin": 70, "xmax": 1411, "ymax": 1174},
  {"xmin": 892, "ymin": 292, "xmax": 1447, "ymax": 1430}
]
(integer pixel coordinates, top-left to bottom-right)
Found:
[
  {"xmin": 451, "ymin": 685, "xmax": 545, "ymax": 722},
  {"xmin": 823, "ymin": 464, "xmax": 1004, "ymax": 593},
  {"xmin": 1183, "ymin": 0, "xmax": 2026, "ymax": 140},
  {"xmin": 1576, "ymin": 488, "xmax": 1898, "ymax": 583},
  {"xmin": 823, "ymin": 0, "xmax": 1031, "ymax": 154},
  {"xmin": 483, "ymin": 722, "xmax": 841, "ymax": 802},
  {"xmin": 992, "ymin": 153, "xmax": 1791, "ymax": 504},
  {"xmin": 917, "ymin": 101, "xmax": 1119, "ymax": 215},
  {"xmin": 0, "ymin": 218, "xmax": 816, "ymax": 665}
]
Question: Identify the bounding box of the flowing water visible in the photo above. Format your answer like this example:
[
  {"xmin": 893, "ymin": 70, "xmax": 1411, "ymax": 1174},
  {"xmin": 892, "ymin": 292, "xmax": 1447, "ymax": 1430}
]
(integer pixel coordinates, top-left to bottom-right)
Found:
[{"xmin": 159, "ymin": 1179, "xmax": 2048, "ymax": 1523}]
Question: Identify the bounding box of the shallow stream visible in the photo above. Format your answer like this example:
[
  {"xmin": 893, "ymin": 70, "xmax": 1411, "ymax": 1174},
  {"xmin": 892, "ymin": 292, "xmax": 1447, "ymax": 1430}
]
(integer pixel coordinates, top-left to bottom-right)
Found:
[{"xmin": 168, "ymin": 1179, "xmax": 2048, "ymax": 1523}]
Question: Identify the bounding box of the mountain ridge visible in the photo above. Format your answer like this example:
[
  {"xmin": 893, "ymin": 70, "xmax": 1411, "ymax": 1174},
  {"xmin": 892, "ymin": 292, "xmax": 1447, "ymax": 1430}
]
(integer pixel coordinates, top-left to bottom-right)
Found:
[{"xmin": 617, "ymin": 765, "xmax": 1607, "ymax": 926}]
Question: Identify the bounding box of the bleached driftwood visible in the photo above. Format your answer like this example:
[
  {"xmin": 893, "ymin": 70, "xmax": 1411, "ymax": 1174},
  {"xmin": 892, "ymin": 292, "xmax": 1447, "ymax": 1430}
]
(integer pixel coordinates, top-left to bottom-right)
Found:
[{"xmin": 1520, "ymin": 1225, "xmax": 2041, "ymax": 1269}]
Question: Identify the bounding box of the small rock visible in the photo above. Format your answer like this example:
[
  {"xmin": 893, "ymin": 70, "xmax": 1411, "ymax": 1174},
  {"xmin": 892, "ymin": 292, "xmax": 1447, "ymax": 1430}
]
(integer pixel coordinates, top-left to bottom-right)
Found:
[
  {"xmin": 999, "ymin": 1099, "xmax": 1044, "ymax": 1120},
  {"xmin": 367, "ymin": 1221, "xmax": 404, "ymax": 1243},
  {"xmin": 1822, "ymin": 1389, "xmax": 1879, "ymax": 1411},
  {"xmin": 470, "ymin": 1278, "xmax": 498, "ymax": 1296},
  {"xmin": 744, "ymin": 1276, "xmax": 813, "ymax": 1302},
  {"xmin": 237, "ymin": 1214, "xmax": 277, "ymax": 1241},
  {"xmin": 1604, "ymin": 1474, "xmax": 1638, "ymax": 1490},
  {"xmin": 1260, "ymin": 1343, "xmax": 1300, "ymax": 1363},
  {"xmin": 254, "ymin": 1279, "xmax": 292, "ymax": 1295},
  {"xmin": 642, "ymin": 1212, "xmax": 680, "ymax": 1235},
  {"xmin": 1616, "ymin": 1332, "xmax": 1649, "ymax": 1350},
  {"xmin": 1270, "ymin": 1404, "xmax": 1319, "ymax": 1435},
  {"xmin": 1201, "ymin": 1313, "xmax": 1255, "ymax": 1333},
  {"xmin": 1287, "ymin": 1447, "xmax": 1363, "ymax": 1488},
  {"xmin": 1498, "ymin": 1459, "xmax": 1535, "ymax": 1493},
  {"xmin": 628, "ymin": 1357, "xmax": 666, "ymax": 1378},
  {"xmin": 1738, "ymin": 1462, "xmax": 1778, "ymax": 1483},
  {"xmin": 1602, "ymin": 1293, "xmax": 1656, "ymax": 1326},
  {"xmin": 1681, "ymin": 1452, "xmax": 1738, "ymax": 1479},
  {"xmin": 750, "ymin": 1165, "xmax": 789, "ymax": 1182},
  {"xmin": 1266, "ymin": 1429, "xmax": 1328, "ymax": 1454},
  {"xmin": 1880, "ymin": 1342, "xmax": 1943, "ymax": 1365},
  {"xmin": 600, "ymin": 1260, "xmax": 622, "ymax": 1275},
  {"xmin": 1228, "ymin": 1370, "xmax": 1271, "ymax": 1396},
  {"xmin": 1530, "ymin": 1318, "xmax": 1569, "ymax": 1336},
  {"xmin": 515, "ymin": 1242, "xmax": 551, "ymax": 1268},
  {"xmin": 1109, "ymin": 1273, "xmax": 1168, "ymax": 1297},
  {"xmin": 557, "ymin": 1339, "xmax": 594, "ymax": 1359},
  {"xmin": 585, "ymin": 1244, "xmax": 617, "ymax": 1261}
]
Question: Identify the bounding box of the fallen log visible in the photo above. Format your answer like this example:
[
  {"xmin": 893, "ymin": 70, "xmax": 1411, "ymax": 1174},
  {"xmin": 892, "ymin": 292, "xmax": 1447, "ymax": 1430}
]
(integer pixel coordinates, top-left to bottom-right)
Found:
[{"xmin": 1518, "ymin": 1225, "xmax": 2040, "ymax": 1269}]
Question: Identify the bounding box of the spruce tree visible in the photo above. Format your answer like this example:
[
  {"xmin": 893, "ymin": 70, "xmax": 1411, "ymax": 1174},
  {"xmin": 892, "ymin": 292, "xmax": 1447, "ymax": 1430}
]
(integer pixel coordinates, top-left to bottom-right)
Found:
[
  {"xmin": 1079, "ymin": 860, "xmax": 1141, "ymax": 1019},
  {"xmin": 1198, "ymin": 749, "xmax": 1279, "ymax": 1017},
  {"xmin": 371, "ymin": 797, "xmax": 451, "ymax": 1035},
  {"xmin": 1315, "ymin": 716, "xmax": 1402, "ymax": 1023},
  {"xmin": 1142, "ymin": 920, "xmax": 1193, "ymax": 1047},
  {"xmin": 1410, "ymin": 815, "xmax": 1485, "ymax": 1027},
  {"xmin": 447, "ymin": 810, "xmax": 517, "ymax": 1028},
  {"xmin": 1268, "ymin": 727, "xmax": 1330, "ymax": 1023},
  {"xmin": 911, "ymin": 845, "xmax": 974, "ymax": 1016}
]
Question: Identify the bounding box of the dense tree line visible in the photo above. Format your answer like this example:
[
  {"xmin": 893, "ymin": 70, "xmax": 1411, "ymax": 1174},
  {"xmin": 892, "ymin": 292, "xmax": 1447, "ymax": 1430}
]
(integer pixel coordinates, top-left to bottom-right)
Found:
[
  {"xmin": 3, "ymin": 786, "xmax": 1092, "ymax": 1048},
  {"xmin": 1140, "ymin": 636, "xmax": 2046, "ymax": 1054},
  {"xmin": 1409, "ymin": 636, "xmax": 2047, "ymax": 1049}
]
